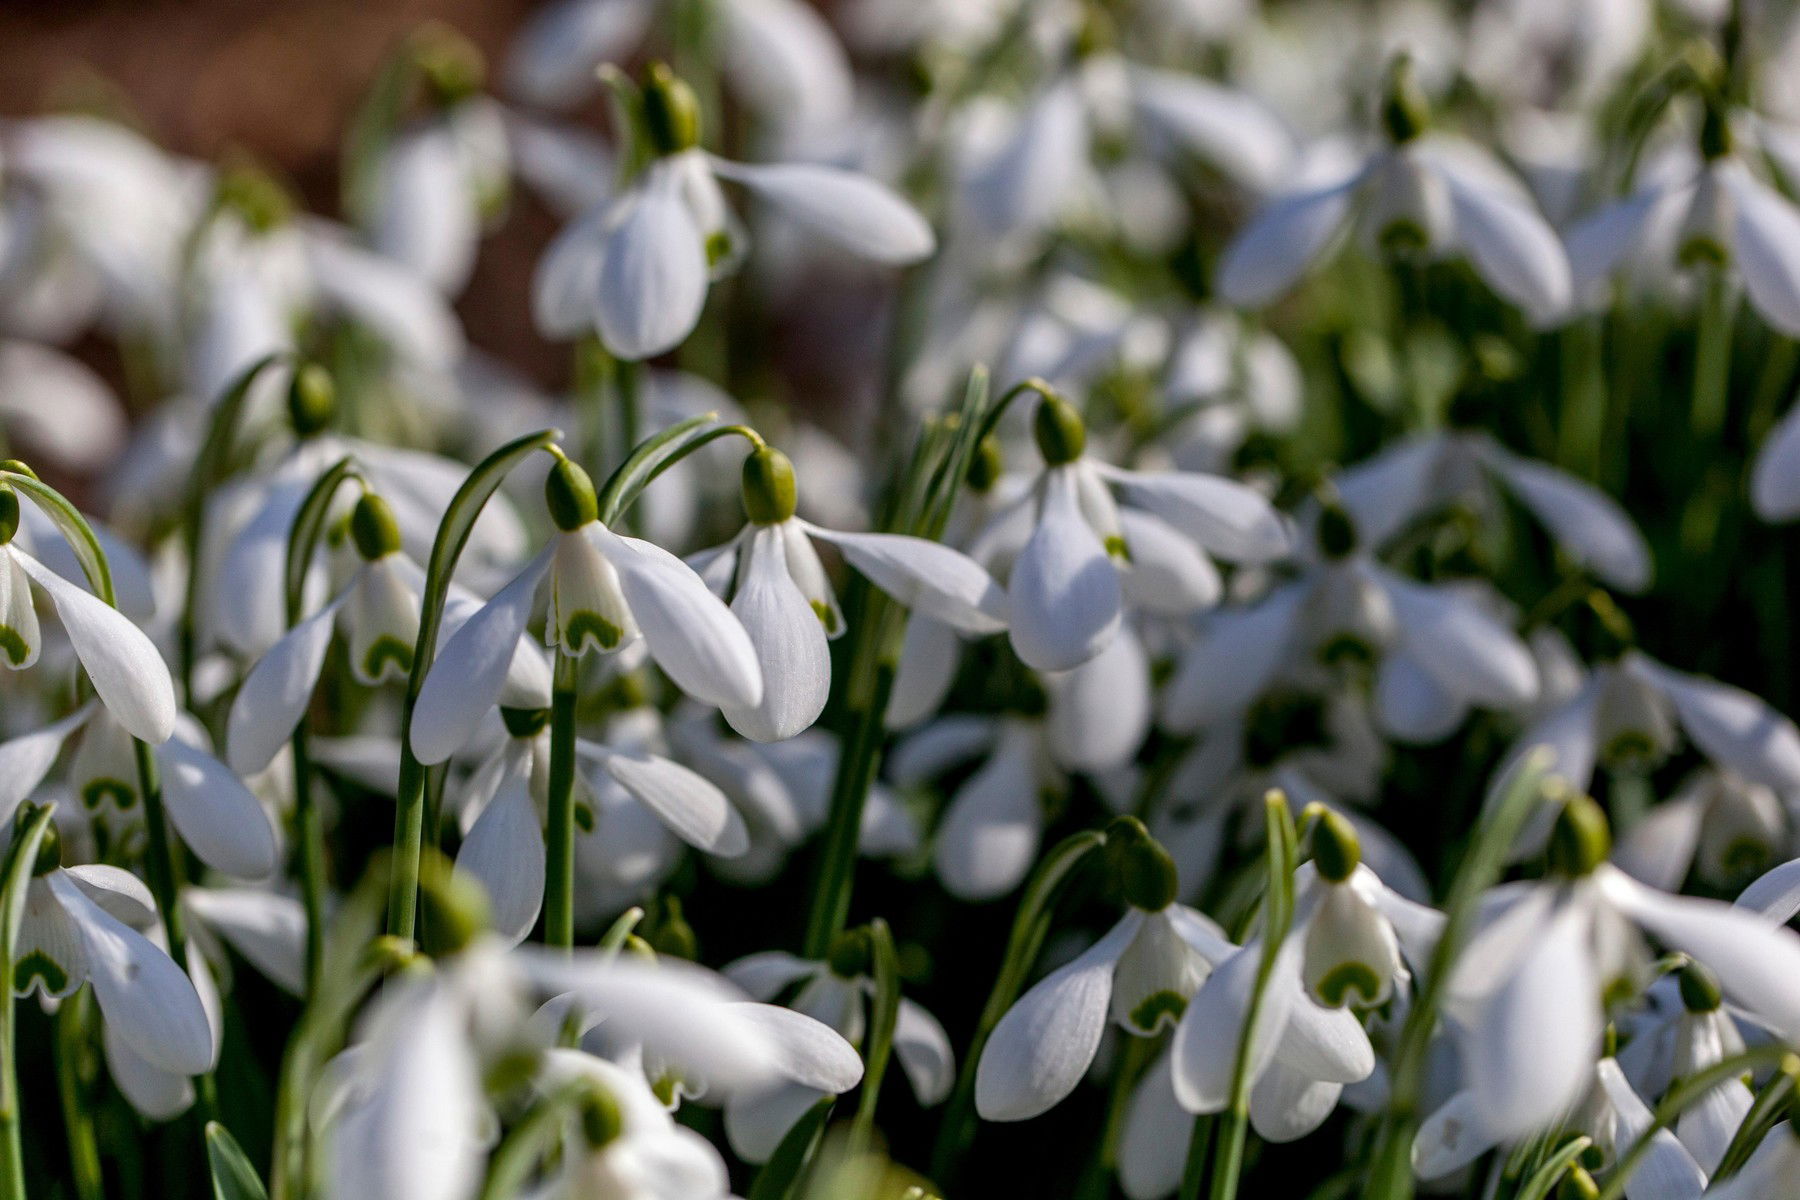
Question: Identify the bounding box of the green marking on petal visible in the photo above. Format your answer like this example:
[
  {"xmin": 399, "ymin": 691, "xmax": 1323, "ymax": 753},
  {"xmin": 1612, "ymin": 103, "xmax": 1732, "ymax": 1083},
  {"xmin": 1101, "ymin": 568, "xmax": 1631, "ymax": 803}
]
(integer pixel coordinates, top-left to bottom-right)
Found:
[
  {"xmin": 565, "ymin": 611, "xmax": 624, "ymax": 655},
  {"xmin": 0, "ymin": 624, "xmax": 28, "ymax": 667},
  {"xmin": 1128, "ymin": 989, "xmax": 1188, "ymax": 1033},
  {"xmin": 1104, "ymin": 534, "xmax": 1132, "ymax": 563},
  {"xmin": 1601, "ymin": 731, "xmax": 1658, "ymax": 772},
  {"xmin": 1315, "ymin": 962, "xmax": 1383, "ymax": 1008},
  {"xmin": 705, "ymin": 230, "xmax": 733, "ymax": 268},
  {"xmin": 1723, "ymin": 837, "xmax": 1772, "ymax": 878},
  {"xmin": 811, "ymin": 600, "xmax": 841, "ymax": 634},
  {"xmin": 651, "ymin": 1072, "xmax": 680, "ymax": 1107},
  {"xmin": 1379, "ymin": 220, "xmax": 1429, "ymax": 255},
  {"xmin": 14, "ymin": 950, "xmax": 68, "ymax": 996},
  {"xmin": 1318, "ymin": 634, "xmax": 1376, "ymax": 669},
  {"xmin": 362, "ymin": 636, "xmax": 414, "ymax": 682},
  {"xmin": 82, "ymin": 779, "xmax": 138, "ymax": 812}
]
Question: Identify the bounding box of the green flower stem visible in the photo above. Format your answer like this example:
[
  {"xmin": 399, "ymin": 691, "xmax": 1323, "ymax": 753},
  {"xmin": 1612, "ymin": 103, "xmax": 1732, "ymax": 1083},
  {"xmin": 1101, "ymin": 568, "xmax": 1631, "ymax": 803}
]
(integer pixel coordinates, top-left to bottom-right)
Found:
[
  {"xmin": 747, "ymin": 1097, "xmax": 836, "ymax": 1200},
  {"xmin": 1595, "ymin": 1045, "xmax": 1797, "ymax": 1200},
  {"xmin": 1076, "ymin": 1034, "xmax": 1155, "ymax": 1200},
  {"xmin": 0, "ymin": 802, "xmax": 55, "ymax": 1200},
  {"xmin": 388, "ymin": 429, "xmax": 562, "ymax": 943},
  {"xmin": 475, "ymin": 1079, "xmax": 593, "ymax": 1200},
  {"xmin": 177, "ymin": 353, "xmax": 286, "ymax": 706},
  {"xmin": 1364, "ymin": 751, "xmax": 1554, "ymax": 1200},
  {"xmin": 284, "ymin": 456, "xmax": 363, "ymax": 997},
  {"xmin": 1690, "ymin": 270, "xmax": 1737, "ymax": 443},
  {"xmin": 930, "ymin": 827, "xmax": 1110, "ymax": 1183},
  {"xmin": 55, "ymin": 990, "xmax": 103, "ymax": 1200},
  {"xmin": 544, "ymin": 652, "xmax": 581, "ymax": 952},
  {"xmin": 1184, "ymin": 793, "xmax": 1298, "ymax": 1200},
  {"xmin": 1514, "ymin": 1136, "xmax": 1594, "ymax": 1200},
  {"xmin": 849, "ymin": 919, "xmax": 901, "ymax": 1154},
  {"xmin": 1557, "ymin": 317, "xmax": 1608, "ymax": 481}
]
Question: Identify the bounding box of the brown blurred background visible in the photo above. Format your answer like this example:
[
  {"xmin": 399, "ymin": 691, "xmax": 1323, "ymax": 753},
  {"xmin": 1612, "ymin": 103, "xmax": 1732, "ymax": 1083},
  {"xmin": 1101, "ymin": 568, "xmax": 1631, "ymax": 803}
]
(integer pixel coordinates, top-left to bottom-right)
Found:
[{"xmin": 0, "ymin": 0, "xmax": 575, "ymax": 381}]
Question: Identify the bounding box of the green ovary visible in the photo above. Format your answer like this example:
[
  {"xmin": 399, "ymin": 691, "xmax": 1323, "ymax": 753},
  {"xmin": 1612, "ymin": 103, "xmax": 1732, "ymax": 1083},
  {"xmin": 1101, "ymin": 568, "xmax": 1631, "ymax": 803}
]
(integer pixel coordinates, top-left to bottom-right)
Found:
[{"xmin": 1315, "ymin": 962, "xmax": 1383, "ymax": 1008}]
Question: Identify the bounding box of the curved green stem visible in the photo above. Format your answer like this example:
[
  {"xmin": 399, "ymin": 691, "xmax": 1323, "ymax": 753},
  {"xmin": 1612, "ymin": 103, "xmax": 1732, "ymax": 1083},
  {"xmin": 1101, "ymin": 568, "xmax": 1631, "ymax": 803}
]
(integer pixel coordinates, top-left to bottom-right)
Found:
[
  {"xmin": 0, "ymin": 802, "xmax": 56, "ymax": 1200},
  {"xmin": 930, "ymin": 826, "xmax": 1110, "ymax": 1183},
  {"xmin": 849, "ymin": 919, "xmax": 901, "ymax": 1154},
  {"xmin": 388, "ymin": 429, "xmax": 562, "ymax": 943},
  {"xmin": 544, "ymin": 653, "xmax": 580, "ymax": 951},
  {"xmin": 54, "ymin": 991, "xmax": 102, "ymax": 1200},
  {"xmin": 283, "ymin": 455, "xmax": 363, "ymax": 996}
]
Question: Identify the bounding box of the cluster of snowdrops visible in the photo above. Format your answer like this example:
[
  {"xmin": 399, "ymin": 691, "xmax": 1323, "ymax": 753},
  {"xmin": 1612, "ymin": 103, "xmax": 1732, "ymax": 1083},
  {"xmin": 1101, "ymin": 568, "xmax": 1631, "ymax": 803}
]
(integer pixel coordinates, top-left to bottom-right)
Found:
[{"xmin": 4, "ymin": 0, "xmax": 1800, "ymax": 1198}]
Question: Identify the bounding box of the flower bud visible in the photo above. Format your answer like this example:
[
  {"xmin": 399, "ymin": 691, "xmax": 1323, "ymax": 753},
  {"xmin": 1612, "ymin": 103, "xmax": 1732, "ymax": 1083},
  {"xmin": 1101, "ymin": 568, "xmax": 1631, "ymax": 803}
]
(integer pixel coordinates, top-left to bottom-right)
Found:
[
  {"xmin": 216, "ymin": 161, "xmax": 293, "ymax": 235},
  {"xmin": 1677, "ymin": 959, "xmax": 1723, "ymax": 1013},
  {"xmin": 350, "ymin": 493, "xmax": 402, "ymax": 561},
  {"xmin": 1032, "ymin": 393, "xmax": 1087, "ymax": 466},
  {"xmin": 418, "ymin": 853, "xmax": 491, "ymax": 955},
  {"xmin": 0, "ymin": 485, "xmax": 17, "ymax": 547},
  {"xmin": 1548, "ymin": 794, "xmax": 1611, "ymax": 877},
  {"xmin": 827, "ymin": 929, "xmax": 872, "ymax": 978},
  {"xmin": 1309, "ymin": 806, "xmax": 1362, "ymax": 883},
  {"xmin": 1379, "ymin": 55, "xmax": 1430, "ymax": 145},
  {"xmin": 740, "ymin": 447, "xmax": 798, "ymax": 525},
  {"xmin": 545, "ymin": 456, "xmax": 600, "ymax": 532},
  {"xmin": 500, "ymin": 706, "xmax": 552, "ymax": 738},
  {"xmin": 288, "ymin": 363, "xmax": 336, "ymax": 438},
  {"xmin": 623, "ymin": 934, "xmax": 658, "ymax": 963},
  {"xmin": 642, "ymin": 64, "xmax": 701, "ymax": 156},
  {"xmin": 579, "ymin": 1081, "xmax": 624, "ymax": 1149},
  {"xmin": 966, "ymin": 436, "xmax": 1004, "ymax": 493},
  {"xmin": 417, "ymin": 27, "xmax": 485, "ymax": 105},
  {"xmin": 646, "ymin": 896, "xmax": 698, "ymax": 961},
  {"xmin": 1315, "ymin": 504, "xmax": 1358, "ymax": 560}
]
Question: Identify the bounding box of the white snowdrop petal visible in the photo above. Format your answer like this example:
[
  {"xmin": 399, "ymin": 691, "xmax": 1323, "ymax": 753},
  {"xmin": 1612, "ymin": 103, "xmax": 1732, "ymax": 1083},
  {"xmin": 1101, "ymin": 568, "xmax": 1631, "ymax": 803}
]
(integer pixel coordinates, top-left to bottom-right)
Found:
[
  {"xmin": 0, "ymin": 550, "xmax": 39, "ymax": 671},
  {"xmin": 1413, "ymin": 1090, "xmax": 1501, "ymax": 1179},
  {"xmin": 1217, "ymin": 176, "xmax": 1358, "ymax": 308},
  {"xmin": 1045, "ymin": 625, "xmax": 1151, "ymax": 772},
  {"xmin": 724, "ymin": 1078, "xmax": 826, "ymax": 1165},
  {"xmin": 596, "ymin": 164, "xmax": 709, "ymax": 361},
  {"xmin": 1170, "ymin": 938, "xmax": 1297, "ymax": 1114},
  {"xmin": 885, "ymin": 615, "xmax": 961, "ymax": 730},
  {"xmin": 372, "ymin": 125, "xmax": 477, "ymax": 294},
  {"xmin": 1752, "ymin": 401, "xmax": 1800, "ymax": 520},
  {"xmin": 0, "ymin": 706, "xmax": 91, "ymax": 820},
  {"xmin": 52, "ymin": 873, "xmax": 214, "ymax": 1076},
  {"xmin": 104, "ymin": 1017, "xmax": 195, "ymax": 1120},
  {"xmin": 1007, "ymin": 467, "xmax": 1120, "ymax": 671},
  {"xmin": 0, "ymin": 341, "xmax": 125, "ymax": 471},
  {"xmin": 1737, "ymin": 856, "xmax": 1800, "ymax": 924},
  {"xmin": 304, "ymin": 233, "xmax": 465, "ymax": 368},
  {"xmin": 932, "ymin": 727, "xmax": 1043, "ymax": 902},
  {"xmin": 802, "ymin": 524, "xmax": 1007, "ymax": 635},
  {"xmin": 1633, "ymin": 657, "xmax": 1800, "ymax": 791},
  {"xmin": 893, "ymin": 998, "xmax": 955, "ymax": 1106},
  {"xmin": 1486, "ymin": 449, "xmax": 1652, "ymax": 592},
  {"xmin": 709, "ymin": 159, "xmax": 933, "ymax": 263},
  {"xmin": 722, "ymin": 951, "xmax": 817, "ymax": 1000},
  {"xmin": 721, "ymin": 527, "xmax": 830, "ymax": 743},
  {"xmin": 1131, "ymin": 69, "xmax": 1296, "ymax": 193},
  {"xmin": 1594, "ymin": 1058, "xmax": 1709, "ymax": 1200},
  {"xmin": 598, "ymin": 747, "xmax": 750, "ymax": 857},
  {"xmin": 717, "ymin": 0, "xmax": 854, "ymax": 130},
  {"xmin": 1725, "ymin": 165, "xmax": 1800, "ymax": 336},
  {"xmin": 1564, "ymin": 186, "xmax": 1668, "ymax": 302},
  {"xmin": 974, "ymin": 913, "xmax": 1143, "ymax": 1121},
  {"xmin": 1431, "ymin": 152, "xmax": 1571, "ymax": 323},
  {"xmin": 1332, "ymin": 435, "xmax": 1448, "ymax": 551},
  {"xmin": 1248, "ymin": 1061, "xmax": 1342, "ymax": 1143},
  {"xmin": 1119, "ymin": 1055, "xmax": 1190, "ymax": 1200},
  {"xmin": 1613, "ymin": 796, "xmax": 1706, "ymax": 892},
  {"xmin": 182, "ymin": 888, "xmax": 307, "ymax": 997},
  {"xmin": 730, "ymin": 1002, "xmax": 864, "ymax": 1093},
  {"xmin": 531, "ymin": 208, "xmax": 609, "ymax": 339},
  {"xmin": 1116, "ymin": 508, "xmax": 1221, "ymax": 616},
  {"xmin": 16, "ymin": 552, "xmax": 176, "ymax": 744},
  {"xmin": 158, "ymin": 738, "xmax": 280, "ymax": 879},
  {"xmin": 410, "ymin": 548, "xmax": 552, "ymax": 765},
  {"xmin": 227, "ymin": 599, "xmax": 341, "ymax": 777},
  {"xmin": 63, "ymin": 864, "xmax": 157, "ymax": 928},
  {"xmin": 1099, "ymin": 465, "xmax": 1292, "ymax": 563},
  {"xmin": 1159, "ymin": 583, "xmax": 1306, "ymax": 733},
  {"xmin": 586, "ymin": 531, "xmax": 756, "ymax": 708},
  {"xmin": 1374, "ymin": 651, "xmax": 1468, "ymax": 744},
  {"xmin": 1600, "ymin": 867, "xmax": 1800, "ymax": 1040},
  {"xmin": 502, "ymin": 0, "xmax": 653, "ymax": 109},
  {"xmin": 1378, "ymin": 570, "xmax": 1538, "ymax": 709},
  {"xmin": 454, "ymin": 753, "xmax": 544, "ymax": 947}
]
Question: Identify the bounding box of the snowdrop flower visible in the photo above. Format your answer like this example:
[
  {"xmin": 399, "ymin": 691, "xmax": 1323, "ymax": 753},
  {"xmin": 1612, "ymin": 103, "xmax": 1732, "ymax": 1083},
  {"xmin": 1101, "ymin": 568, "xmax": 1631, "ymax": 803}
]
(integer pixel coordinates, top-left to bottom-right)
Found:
[
  {"xmin": 526, "ymin": 1051, "xmax": 735, "ymax": 1200},
  {"xmin": 1566, "ymin": 104, "xmax": 1800, "ymax": 335},
  {"xmin": 533, "ymin": 66, "xmax": 932, "ymax": 361},
  {"xmin": 360, "ymin": 36, "xmax": 509, "ymax": 295},
  {"xmin": 1463, "ymin": 0, "xmax": 1652, "ymax": 110},
  {"xmin": 1160, "ymin": 502, "xmax": 1539, "ymax": 743},
  {"xmin": 505, "ymin": 0, "xmax": 854, "ymax": 135},
  {"xmin": 719, "ymin": 933, "xmax": 942, "ymax": 1163},
  {"xmin": 1217, "ymin": 57, "xmax": 1572, "ymax": 324},
  {"xmin": 0, "ymin": 703, "xmax": 278, "ymax": 881},
  {"xmin": 1005, "ymin": 391, "xmax": 1291, "ymax": 672},
  {"xmin": 1708, "ymin": 1121, "xmax": 1800, "ymax": 1200},
  {"xmin": 453, "ymin": 704, "xmax": 747, "ymax": 945},
  {"xmin": 1504, "ymin": 645, "xmax": 1800, "ymax": 800},
  {"xmin": 1663, "ymin": 961, "xmax": 1756, "ymax": 1174},
  {"xmin": 204, "ymin": 369, "xmax": 524, "ymax": 658},
  {"xmin": 692, "ymin": 446, "xmax": 1006, "ymax": 742},
  {"xmin": 1439, "ymin": 795, "xmax": 1800, "ymax": 1144},
  {"xmin": 411, "ymin": 454, "xmax": 761, "ymax": 765},
  {"xmin": 1614, "ymin": 767, "xmax": 1790, "ymax": 894},
  {"xmin": 1159, "ymin": 311, "xmax": 1303, "ymax": 477},
  {"xmin": 1752, "ymin": 383, "xmax": 1800, "ymax": 520},
  {"xmin": 0, "ymin": 480, "xmax": 176, "ymax": 744},
  {"xmin": 226, "ymin": 491, "xmax": 427, "ymax": 774},
  {"xmin": 6, "ymin": 808, "xmax": 214, "ymax": 1082},
  {"xmin": 181, "ymin": 885, "xmax": 308, "ymax": 997},
  {"xmin": 1329, "ymin": 414, "xmax": 1653, "ymax": 593},
  {"xmin": 0, "ymin": 341, "xmax": 126, "ymax": 474},
  {"xmin": 974, "ymin": 827, "xmax": 1238, "ymax": 1121}
]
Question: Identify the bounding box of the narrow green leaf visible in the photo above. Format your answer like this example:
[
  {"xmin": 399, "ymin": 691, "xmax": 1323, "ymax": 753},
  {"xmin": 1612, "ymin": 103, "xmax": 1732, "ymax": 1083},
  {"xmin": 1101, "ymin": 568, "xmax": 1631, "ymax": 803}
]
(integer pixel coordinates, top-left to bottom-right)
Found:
[
  {"xmin": 748, "ymin": 1097, "xmax": 835, "ymax": 1200},
  {"xmin": 206, "ymin": 1121, "xmax": 270, "ymax": 1200},
  {"xmin": 1514, "ymin": 1136, "xmax": 1592, "ymax": 1200}
]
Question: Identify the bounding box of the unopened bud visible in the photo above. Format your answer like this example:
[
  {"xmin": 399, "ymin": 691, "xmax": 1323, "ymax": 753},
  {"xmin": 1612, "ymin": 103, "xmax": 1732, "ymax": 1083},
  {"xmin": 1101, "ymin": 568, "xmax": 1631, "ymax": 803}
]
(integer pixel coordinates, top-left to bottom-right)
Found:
[
  {"xmin": 827, "ymin": 929, "xmax": 871, "ymax": 979},
  {"xmin": 579, "ymin": 1082, "xmax": 624, "ymax": 1148},
  {"xmin": 545, "ymin": 456, "xmax": 599, "ymax": 532},
  {"xmin": 288, "ymin": 364, "xmax": 336, "ymax": 438},
  {"xmin": 967, "ymin": 436, "xmax": 1004, "ymax": 493},
  {"xmin": 647, "ymin": 896, "xmax": 698, "ymax": 961},
  {"xmin": 642, "ymin": 64, "xmax": 701, "ymax": 156},
  {"xmin": 1032, "ymin": 393, "xmax": 1087, "ymax": 466},
  {"xmin": 740, "ymin": 447, "xmax": 797, "ymax": 525},
  {"xmin": 417, "ymin": 27, "xmax": 485, "ymax": 105},
  {"xmin": 350, "ymin": 493, "xmax": 402, "ymax": 561},
  {"xmin": 418, "ymin": 853, "xmax": 490, "ymax": 955},
  {"xmin": 1548, "ymin": 794, "xmax": 1611, "ymax": 877}
]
